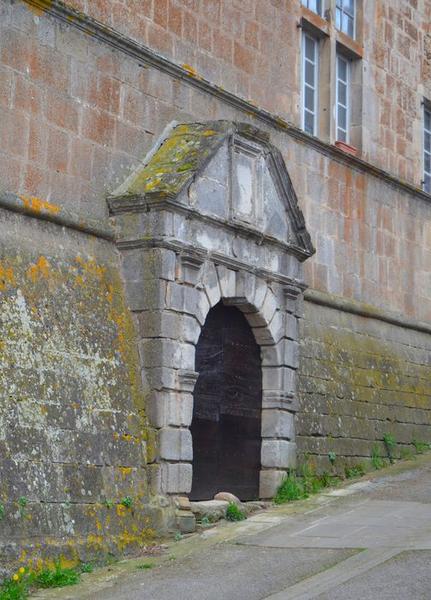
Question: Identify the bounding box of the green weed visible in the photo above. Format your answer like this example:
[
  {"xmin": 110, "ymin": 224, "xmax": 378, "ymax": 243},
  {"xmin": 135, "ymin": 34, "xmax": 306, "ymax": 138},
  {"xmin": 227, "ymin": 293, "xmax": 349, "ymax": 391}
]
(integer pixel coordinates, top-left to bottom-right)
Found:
[
  {"xmin": 328, "ymin": 451, "xmax": 337, "ymax": 466},
  {"xmin": 412, "ymin": 439, "xmax": 430, "ymax": 454},
  {"xmin": 344, "ymin": 464, "xmax": 365, "ymax": 479},
  {"xmin": 371, "ymin": 445, "xmax": 384, "ymax": 470},
  {"xmin": 0, "ymin": 573, "xmax": 29, "ymax": 600},
  {"xmin": 274, "ymin": 472, "xmax": 305, "ymax": 504},
  {"xmin": 136, "ymin": 563, "xmax": 153, "ymax": 570},
  {"xmin": 33, "ymin": 562, "xmax": 80, "ymax": 589},
  {"xmin": 0, "ymin": 503, "xmax": 4, "ymax": 521},
  {"xmin": 383, "ymin": 433, "xmax": 396, "ymax": 463},
  {"xmin": 174, "ymin": 532, "xmax": 183, "ymax": 541},
  {"xmin": 79, "ymin": 563, "xmax": 93, "ymax": 574},
  {"xmin": 17, "ymin": 498, "xmax": 27, "ymax": 519},
  {"xmin": 120, "ymin": 496, "xmax": 133, "ymax": 509},
  {"xmin": 225, "ymin": 502, "xmax": 246, "ymax": 521}
]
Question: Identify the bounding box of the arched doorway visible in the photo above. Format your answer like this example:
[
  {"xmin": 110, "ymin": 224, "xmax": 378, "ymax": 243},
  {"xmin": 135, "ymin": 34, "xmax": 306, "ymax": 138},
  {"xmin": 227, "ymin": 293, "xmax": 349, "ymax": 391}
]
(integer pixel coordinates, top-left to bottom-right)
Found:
[{"xmin": 190, "ymin": 302, "xmax": 262, "ymax": 501}]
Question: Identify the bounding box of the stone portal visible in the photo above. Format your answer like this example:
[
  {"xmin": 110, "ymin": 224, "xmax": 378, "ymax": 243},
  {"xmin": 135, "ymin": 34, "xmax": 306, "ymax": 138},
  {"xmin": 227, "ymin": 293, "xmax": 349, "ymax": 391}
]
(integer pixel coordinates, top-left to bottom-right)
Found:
[
  {"xmin": 190, "ymin": 302, "xmax": 262, "ymax": 501},
  {"xmin": 108, "ymin": 121, "xmax": 314, "ymax": 499}
]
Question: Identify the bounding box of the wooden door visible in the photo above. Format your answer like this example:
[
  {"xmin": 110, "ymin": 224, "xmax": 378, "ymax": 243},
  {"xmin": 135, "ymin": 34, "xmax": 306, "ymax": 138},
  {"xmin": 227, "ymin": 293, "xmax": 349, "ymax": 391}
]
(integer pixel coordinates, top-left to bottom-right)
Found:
[{"xmin": 190, "ymin": 302, "xmax": 262, "ymax": 501}]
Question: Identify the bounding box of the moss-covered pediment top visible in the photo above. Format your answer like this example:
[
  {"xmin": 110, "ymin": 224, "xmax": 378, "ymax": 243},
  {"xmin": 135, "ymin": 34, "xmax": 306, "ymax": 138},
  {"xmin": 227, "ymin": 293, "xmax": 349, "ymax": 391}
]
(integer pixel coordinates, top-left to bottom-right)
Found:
[
  {"xmin": 113, "ymin": 121, "xmax": 232, "ymax": 199},
  {"xmin": 109, "ymin": 121, "xmax": 315, "ymax": 259}
]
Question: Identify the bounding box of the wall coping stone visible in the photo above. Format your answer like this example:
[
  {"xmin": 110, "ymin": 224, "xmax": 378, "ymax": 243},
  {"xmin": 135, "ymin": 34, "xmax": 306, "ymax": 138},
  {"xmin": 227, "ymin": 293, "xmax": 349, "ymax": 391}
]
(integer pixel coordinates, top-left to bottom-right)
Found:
[
  {"xmin": 305, "ymin": 289, "xmax": 431, "ymax": 336},
  {"xmin": 23, "ymin": 0, "xmax": 431, "ymax": 207},
  {"xmin": 0, "ymin": 192, "xmax": 114, "ymax": 241}
]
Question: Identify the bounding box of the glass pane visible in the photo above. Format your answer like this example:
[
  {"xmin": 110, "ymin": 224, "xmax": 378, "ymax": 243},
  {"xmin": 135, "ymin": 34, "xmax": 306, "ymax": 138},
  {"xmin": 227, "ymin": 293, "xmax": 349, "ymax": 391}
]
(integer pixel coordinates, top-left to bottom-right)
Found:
[
  {"xmin": 305, "ymin": 61, "xmax": 315, "ymax": 85},
  {"xmin": 346, "ymin": 14, "xmax": 354, "ymax": 37},
  {"xmin": 425, "ymin": 152, "xmax": 431, "ymax": 174},
  {"xmin": 316, "ymin": 0, "xmax": 322, "ymax": 14},
  {"xmin": 305, "ymin": 36, "xmax": 315, "ymax": 61},
  {"xmin": 305, "ymin": 86, "xmax": 315, "ymax": 111},
  {"xmin": 308, "ymin": 0, "xmax": 317, "ymax": 12},
  {"xmin": 425, "ymin": 109, "xmax": 431, "ymax": 132},
  {"xmin": 304, "ymin": 110, "xmax": 315, "ymax": 135},
  {"xmin": 425, "ymin": 132, "xmax": 431, "ymax": 151},
  {"xmin": 336, "ymin": 0, "xmax": 342, "ymax": 8},
  {"xmin": 424, "ymin": 174, "xmax": 431, "ymax": 193},
  {"xmin": 338, "ymin": 105, "xmax": 347, "ymax": 129},
  {"xmin": 337, "ymin": 127, "xmax": 347, "ymax": 142},
  {"xmin": 343, "ymin": 0, "xmax": 355, "ymax": 16},
  {"xmin": 338, "ymin": 80, "xmax": 347, "ymax": 105},
  {"xmin": 336, "ymin": 7, "xmax": 341, "ymax": 29},
  {"xmin": 337, "ymin": 57, "xmax": 347, "ymax": 81}
]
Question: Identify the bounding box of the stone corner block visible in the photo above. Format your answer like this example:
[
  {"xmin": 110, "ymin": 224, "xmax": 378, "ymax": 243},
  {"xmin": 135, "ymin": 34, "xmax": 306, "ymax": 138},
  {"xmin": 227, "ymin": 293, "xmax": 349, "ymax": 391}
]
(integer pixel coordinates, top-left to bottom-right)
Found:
[
  {"xmin": 259, "ymin": 470, "xmax": 286, "ymax": 499},
  {"xmin": 160, "ymin": 462, "xmax": 192, "ymax": 494},
  {"xmin": 261, "ymin": 440, "xmax": 297, "ymax": 469},
  {"xmin": 158, "ymin": 427, "xmax": 192, "ymax": 461}
]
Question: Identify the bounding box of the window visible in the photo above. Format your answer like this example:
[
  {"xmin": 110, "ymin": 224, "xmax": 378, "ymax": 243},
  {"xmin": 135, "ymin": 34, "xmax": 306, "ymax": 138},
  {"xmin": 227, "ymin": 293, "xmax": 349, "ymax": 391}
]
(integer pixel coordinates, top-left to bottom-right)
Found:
[
  {"xmin": 302, "ymin": 33, "xmax": 319, "ymax": 136},
  {"xmin": 301, "ymin": 0, "xmax": 323, "ymax": 16},
  {"xmin": 336, "ymin": 0, "xmax": 355, "ymax": 38},
  {"xmin": 336, "ymin": 54, "xmax": 350, "ymax": 142},
  {"xmin": 424, "ymin": 106, "xmax": 431, "ymax": 193}
]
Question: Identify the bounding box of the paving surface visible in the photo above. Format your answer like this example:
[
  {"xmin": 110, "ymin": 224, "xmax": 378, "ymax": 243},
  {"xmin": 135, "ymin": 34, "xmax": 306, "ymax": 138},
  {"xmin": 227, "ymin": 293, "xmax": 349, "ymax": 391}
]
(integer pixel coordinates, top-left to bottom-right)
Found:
[{"xmin": 33, "ymin": 454, "xmax": 431, "ymax": 600}]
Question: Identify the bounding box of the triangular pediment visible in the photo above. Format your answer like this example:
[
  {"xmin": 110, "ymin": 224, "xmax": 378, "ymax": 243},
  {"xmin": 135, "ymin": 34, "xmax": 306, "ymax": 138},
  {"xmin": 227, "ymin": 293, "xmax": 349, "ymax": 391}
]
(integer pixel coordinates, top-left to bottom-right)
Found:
[{"xmin": 109, "ymin": 121, "xmax": 314, "ymax": 260}]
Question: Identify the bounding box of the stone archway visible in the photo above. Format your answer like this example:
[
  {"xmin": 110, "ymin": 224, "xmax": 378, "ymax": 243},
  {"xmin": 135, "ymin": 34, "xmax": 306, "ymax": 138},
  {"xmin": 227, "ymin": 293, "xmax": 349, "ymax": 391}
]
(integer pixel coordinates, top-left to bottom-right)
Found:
[
  {"xmin": 108, "ymin": 121, "xmax": 315, "ymax": 500},
  {"xmin": 190, "ymin": 301, "xmax": 262, "ymax": 501}
]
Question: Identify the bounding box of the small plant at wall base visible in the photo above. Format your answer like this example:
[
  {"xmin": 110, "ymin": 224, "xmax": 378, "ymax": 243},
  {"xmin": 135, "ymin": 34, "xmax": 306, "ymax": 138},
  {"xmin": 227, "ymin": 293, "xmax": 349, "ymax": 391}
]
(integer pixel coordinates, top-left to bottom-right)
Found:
[
  {"xmin": 328, "ymin": 451, "xmax": 336, "ymax": 467},
  {"xmin": 274, "ymin": 463, "xmax": 337, "ymax": 505},
  {"xmin": 225, "ymin": 502, "xmax": 246, "ymax": 521},
  {"xmin": 383, "ymin": 433, "xmax": 397, "ymax": 464},
  {"xmin": 0, "ymin": 502, "xmax": 5, "ymax": 521},
  {"xmin": 371, "ymin": 445, "xmax": 384, "ymax": 470},
  {"xmin": 344, "ymin": 464, "xmax": 365, "ymax": 479},
  {"xmin": 412, "ymin": 439, "xmax": 430, "ymax": 454}
]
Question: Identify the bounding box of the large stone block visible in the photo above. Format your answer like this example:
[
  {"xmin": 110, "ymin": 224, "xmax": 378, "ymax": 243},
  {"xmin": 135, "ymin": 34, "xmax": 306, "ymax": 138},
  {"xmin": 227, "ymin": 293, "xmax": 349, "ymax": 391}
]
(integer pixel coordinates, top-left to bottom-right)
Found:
[
  {"xmin": 160, "ymin": 462, "xmax": 192, "ymax": 494},
  {"xmin": 216, "ymin": 265, "xmax": 236, "ymax": 298},
  {"xmin": 259, "ymin": 469, "xmax": 286, "ymax": 499},
  {"xmin": 147, "ymin": 391, "xmax": 193, "ymax": 428},
  {"xmin": 261, "ymin": 440, "xmax": 297, "ymax": 469},
  {"xmin": 262, "ymin": 409, "xmax": 295, "ymax": 439},
  {"xmin": 158, "ymin": 427, "xmax": 192, "ymax": 461},
  {"xmin": 201, "ymin": 261, "xmax": 221, "ymax": 307}
]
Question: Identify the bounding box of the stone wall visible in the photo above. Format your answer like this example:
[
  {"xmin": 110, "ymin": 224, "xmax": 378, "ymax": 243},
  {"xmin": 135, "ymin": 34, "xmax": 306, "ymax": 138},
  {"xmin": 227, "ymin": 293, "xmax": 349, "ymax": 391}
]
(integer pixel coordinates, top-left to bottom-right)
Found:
[
  {"xmin": 0, "ymin": 202, "xmax": 168, "ymax": 574},
  {"xmin": 297, "ymin": 298, "xmax": 431, "ymax": 471}
]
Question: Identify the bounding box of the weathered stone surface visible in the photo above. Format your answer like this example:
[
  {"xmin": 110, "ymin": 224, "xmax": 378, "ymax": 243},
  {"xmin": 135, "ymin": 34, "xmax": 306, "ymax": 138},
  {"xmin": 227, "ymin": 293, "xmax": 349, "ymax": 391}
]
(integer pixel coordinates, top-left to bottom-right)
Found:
[
  {"xmin": 190, "ymin": 500, "xmax": 229, "ymax": 521},
  {"xmin": 214, "ymin": 492, "xmax": 241, "ymax": 504},
  {"xmin": 173, "ymin": 496, "xmax": 192, "ymax": 511},
  {"xmin": 176, "ymin": 509, "xmax": 196, "ymax": 534},
  {"xmin": 261, "ymin": 440, "xmax": 297, "ymax": 469},
  {"xmin": 259, "ymin": 470, "xmax": 286, "ymax": 499}
]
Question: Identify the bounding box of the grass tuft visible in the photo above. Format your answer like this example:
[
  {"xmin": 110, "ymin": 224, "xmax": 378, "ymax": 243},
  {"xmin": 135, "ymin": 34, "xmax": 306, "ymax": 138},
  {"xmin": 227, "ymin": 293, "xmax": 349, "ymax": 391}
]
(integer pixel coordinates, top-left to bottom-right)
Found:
[{"xmin": 225, "ymin": 502, "xmax": 246, "ymax": 521}]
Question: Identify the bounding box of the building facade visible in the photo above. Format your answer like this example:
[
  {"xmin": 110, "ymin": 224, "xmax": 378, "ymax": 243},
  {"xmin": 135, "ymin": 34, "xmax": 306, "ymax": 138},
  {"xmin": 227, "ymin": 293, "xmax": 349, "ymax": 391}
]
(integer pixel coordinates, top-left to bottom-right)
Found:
[{"xmin": 0, "ymin": 0, "xmax": 430, "ymax": 571}]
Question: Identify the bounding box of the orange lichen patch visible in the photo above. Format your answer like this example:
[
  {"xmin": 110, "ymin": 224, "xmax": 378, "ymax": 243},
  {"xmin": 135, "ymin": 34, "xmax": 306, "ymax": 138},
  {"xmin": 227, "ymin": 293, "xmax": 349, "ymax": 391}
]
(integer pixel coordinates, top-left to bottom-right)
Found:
[
  {"xmin": 0, "ymin": 263, "xmax": 16, "ymax": 290},
  {"xmin": 23, "ymin": 0, "xmax": 53, "ymax": 17},
  {"xmin": 202, "ymin": 129, "xmax": 217, "ymax": 136},
  {"xmin": 18, "ymin": 194, "xmax": 60, "ymax": 216},
  {"xmin": 182, "ymin": 63, "xmax": 198, "ymax": 77},
  {"xmin": 116, "ymin": 504, "xmax": 126, "ymax": 518},
  {"xmin": 74, "ymin": 256, "xmax": 106, "ymax": 280},
  {"xmin": 26, "ymin": 256, "xmax": 51, "ymax": 282}
]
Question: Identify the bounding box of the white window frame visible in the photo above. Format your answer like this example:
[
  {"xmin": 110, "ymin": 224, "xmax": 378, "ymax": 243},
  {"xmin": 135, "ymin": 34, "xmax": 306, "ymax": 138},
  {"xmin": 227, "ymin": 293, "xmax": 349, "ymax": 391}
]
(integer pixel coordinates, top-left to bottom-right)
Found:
[
  {"xmin": 301, "ymin": 0, "xmax": 323, "ymax": 16},
  {"xmin": 301, "ymin": 32, "xmax": 319, "ymax": 137},
  {"xmin": 424, "ymin": 105, "xmax": 431, "ymax": 194},
  {"xmin": 336, "ymin": 53, "xmax": 350, "ymax": 143},
  {"xmin": 336, "ymin": 0, "xmax": 355, "ymax": 38}
]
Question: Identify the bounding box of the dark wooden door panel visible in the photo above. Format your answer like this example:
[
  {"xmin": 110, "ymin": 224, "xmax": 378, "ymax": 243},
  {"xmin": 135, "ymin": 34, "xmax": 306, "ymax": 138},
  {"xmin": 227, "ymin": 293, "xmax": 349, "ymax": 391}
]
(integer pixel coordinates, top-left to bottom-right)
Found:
[{"xmin": 190, "ymin": 302, "xmax": 262, "ymax": 501}]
